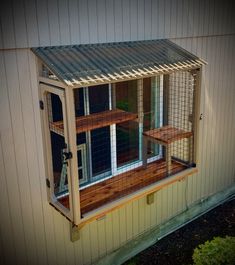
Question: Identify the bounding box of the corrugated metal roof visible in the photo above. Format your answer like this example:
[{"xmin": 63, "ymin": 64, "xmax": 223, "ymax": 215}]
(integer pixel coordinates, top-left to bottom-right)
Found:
[{"xmin": 32, "ymin": 39, "xmax": 206, "ymax": 87}]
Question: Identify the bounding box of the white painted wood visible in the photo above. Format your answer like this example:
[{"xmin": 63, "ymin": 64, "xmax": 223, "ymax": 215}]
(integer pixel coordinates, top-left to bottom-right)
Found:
[
  {"xmin": 36, "ymin": 0, "xmax": 51, "ymax": 46},
  {"xmin": 105, "ymin": 0, "xmax": 115, "ymax": 42},
  {"xmin": 58, "ymin": 0, "xmax": 71, "ymax": 45},
  {"xmin": 132, "ymin": 200, "xmax": 139, "ymax": 237},
  {"xmin": 24, "ymin": 0, "xmax": 40, "ymax": 47},
  {"xmin": 151, "ymin": 0, "xmax": 158, "ymax": 39},
  {"xmin": 47, "ymin": 0, "xmax": 61, "ymax": 46},
  {"xmin": 12, "ymin": 0, "xmax": 28, "ymax": 47},
  {"xmin": 112, "ymin": 210, "xmax": 120, "ymax": 249},
  {"xmin": 97, "ymin": 0, "xmax": 107, "ymax": 43},
  {"xmin": 0, "ymin": 52, "xmax": 18, "ymax": 265},
  {"xmin": 164, "ymin": 0, "xmax": 171, "ymax": 38},
  {"xmin": 97, "ymin": 218, "xmax": 107, "ymax": 257},
  {"xmin": 16, "ymin": 49, "xmax": 47, "ymax": 265},
  {"xmin": 68, "ymin": 0, "xmax": 80, "ymax": 45},
  {"xmin": 80, "ymin": 224, "xmax": 92, "ymax": 265},
  {"xmin": 0, "ymin": 1, "xmax": 16, "ymax": 48},
  {"xmin": 137, "ymin": 0, "xmax": 145, "ymax": 40},
  {"xmin": 28, "ymin": 50, "xmax": 58, "ymax": 265},
  {"xmin": 114, "ymin": 0, "xmax": 123, "ymax": 41},
  {"xmin": 122, "ymin": 0, "xmax": 131, "ymax": 41},
  {"xmin": 53, "ymin": 213, "xmax": 67, "ymax": 265},
  {"xmin": 89, "ymin": 221, "xmax": 99, "ymax": 262},
  {"xmin": 88, "ymin": 0, "xmax": 98, "ymax": 43},
  {"xmin": 78, "ymin": 0, "xmax": 90, "ymax": 44},
  {"xmin": 104, "ymin": 212, "xmax": 114, "ymax": 253},
  {"xmin": 2, "ymin": 50, "xmax": 29, "ymax": 265},
  {"xmin": 119, "ymin": 207, "xmax": 127, "ymax": 245}
]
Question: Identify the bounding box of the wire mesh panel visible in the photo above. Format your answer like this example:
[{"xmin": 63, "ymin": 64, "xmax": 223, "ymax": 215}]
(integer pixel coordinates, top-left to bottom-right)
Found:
[
  {"xmin": 167, "ymin": 71, "xmax": 196, "ymax": 165},
  {"xmin": 44, "ymin": 91, "xmax": 71, "ymax": 211},
  {"xmin": 51, "ymin": 71, "xmax": 198, "ymax": 216}
]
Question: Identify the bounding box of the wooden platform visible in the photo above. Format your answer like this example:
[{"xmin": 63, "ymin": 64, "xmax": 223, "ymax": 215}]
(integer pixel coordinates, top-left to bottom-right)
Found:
[
  {"xmin": 50, "ymin": 108, "xmax": 137, "ymax": 135},
  {"xmin": 143, "ymin": 125, "xmax": 193, "ymax": 144},
  {"xmin": 58, "ymin": 159, "xmax": 186, "ymax": 215}
]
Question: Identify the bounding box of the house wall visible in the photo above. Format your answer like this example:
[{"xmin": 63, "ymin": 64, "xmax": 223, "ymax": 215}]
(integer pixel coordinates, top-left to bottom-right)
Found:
[{"xmin": 0, "ymin": 1, "xmax": 235, "ymax": 265}]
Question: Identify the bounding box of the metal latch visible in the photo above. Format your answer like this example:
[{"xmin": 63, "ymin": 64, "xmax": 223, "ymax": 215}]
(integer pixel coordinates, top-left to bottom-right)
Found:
[{"xmin": 62, "ymin": 151, "xmax": 73, "ymax": 164}]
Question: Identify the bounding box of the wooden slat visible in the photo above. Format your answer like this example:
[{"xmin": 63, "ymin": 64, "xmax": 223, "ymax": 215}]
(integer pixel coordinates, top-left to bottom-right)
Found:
[
  {"xmin": 59, "ymin": 160, "xmax": 186, "ymax": 215},
  {"xmin": 143, "ymin": 125, "xmax": 193, "ymax": 144},
  {"xmin": 50, "ymin": 108, "xmax": 137, "ymax": 135}
]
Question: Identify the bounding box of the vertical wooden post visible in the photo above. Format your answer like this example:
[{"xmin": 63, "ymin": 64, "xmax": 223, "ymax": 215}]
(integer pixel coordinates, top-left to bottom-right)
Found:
[
  {"xmin": 142, "ymin": 136, "xmax": 148, "ymax": 168},
  {"xmin": 163, "ymin": 74, "xmax": 169, "ymax": 126},
  {"xmin": 65, "ymin": 88, "xmax": 81, "ymax": 225},
  {"xmin": 138, "ymin": 79, "xmax": 143, "ymax": 161},
  {"xmin": 166, "ymin": 143, "xmax": 172, "ymax": 175},
  {"xmin": 163, "ymin": 74, "xmax": 170, "ymax": 163},
  {"xmin": 192, "ymin": 68, "xmax": 202, "ymax": 165}
]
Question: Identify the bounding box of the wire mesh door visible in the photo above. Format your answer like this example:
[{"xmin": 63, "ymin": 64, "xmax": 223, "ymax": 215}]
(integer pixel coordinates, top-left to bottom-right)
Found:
[{"xmin": 40, "ymin": 84, "xmax": 73, "ymax": 220}]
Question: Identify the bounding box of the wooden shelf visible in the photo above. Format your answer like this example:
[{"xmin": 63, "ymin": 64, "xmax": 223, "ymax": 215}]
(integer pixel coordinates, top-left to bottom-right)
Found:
[
  {"xmin": 50, "ymin": 109, "xmax": 138, "ymax": 135},
  {"xmin": 58, "ymin": 159, "xmax": 187, "ymax": 215},
  {"xmin": 143, "ymin": 125, "xmax": 193, "ymax": 144}
]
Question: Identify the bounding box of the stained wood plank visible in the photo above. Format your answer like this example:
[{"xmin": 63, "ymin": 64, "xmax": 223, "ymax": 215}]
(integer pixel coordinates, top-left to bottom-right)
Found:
[
  {"xmin": 51, "ymin": 109, "xmax": 137, "ymax": 135},
  {"xmin": 143, "ymin": 125, "xmax": 193, "ymax": 144},
  {"xmin": 59, "ymin": 159, "xmax": 186, "ymax": 215}
]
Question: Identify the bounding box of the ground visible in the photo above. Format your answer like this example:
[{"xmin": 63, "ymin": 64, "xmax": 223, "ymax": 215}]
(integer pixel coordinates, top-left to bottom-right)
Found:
[{"xmin": 124, "ymin": 197, "xmax": 235, "ymax": 265}]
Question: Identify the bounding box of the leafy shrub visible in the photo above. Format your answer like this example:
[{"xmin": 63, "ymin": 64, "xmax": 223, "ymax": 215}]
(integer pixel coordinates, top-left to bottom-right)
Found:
[{"xmin": 192, "ymin": 236, "xmax": 235, "ymax": 265}]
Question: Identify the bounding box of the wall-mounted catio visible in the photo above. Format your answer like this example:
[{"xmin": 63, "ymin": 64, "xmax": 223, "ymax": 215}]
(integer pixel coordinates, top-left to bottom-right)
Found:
[{"xmin": 32, "ymin": 39, "xmax": 206, "ymax": 230}]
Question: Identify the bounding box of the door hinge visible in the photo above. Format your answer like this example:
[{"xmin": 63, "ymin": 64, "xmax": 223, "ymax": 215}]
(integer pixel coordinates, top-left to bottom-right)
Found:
[
  {"xmin": 39, "ymin": 100, "xmax": 44, "ymax": 110},
  {"xmin": 46, "ymin": 178, "xmax": 50, "ymax": 188}
]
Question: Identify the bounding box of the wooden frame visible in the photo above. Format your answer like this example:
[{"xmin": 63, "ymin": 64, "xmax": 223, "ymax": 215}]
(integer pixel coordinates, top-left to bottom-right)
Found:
[
  {"xmin": 39, "ymin": 83, "xmax": 74, "ymax": 221},
  {"xmin": 38, "ymin": 66, "xmax": 201, "ymax": 227}
]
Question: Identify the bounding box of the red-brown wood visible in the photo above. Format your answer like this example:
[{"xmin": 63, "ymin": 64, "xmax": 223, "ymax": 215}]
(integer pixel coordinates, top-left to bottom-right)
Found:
[
  {"xmin": 50, "ymin": 108, "xmax": 138, "ymax": 135},
  {"xmin": 143, "ymin": 125, "xmax": 193, "ymax": 144},
  {"xmin": 58, "ymin": 159, "xmax": 186, "ymax": 215}
]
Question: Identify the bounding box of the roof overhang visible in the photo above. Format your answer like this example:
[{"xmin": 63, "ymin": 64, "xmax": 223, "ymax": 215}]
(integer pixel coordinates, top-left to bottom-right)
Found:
[{"xmin": 32, "ymin": 39, "xmax": 207, "ymax": 87}]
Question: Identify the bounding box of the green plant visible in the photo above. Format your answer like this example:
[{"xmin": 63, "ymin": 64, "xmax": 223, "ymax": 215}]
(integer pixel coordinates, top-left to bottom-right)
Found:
[
  {"xmin": 116, "ymin": 100, "xmax": 129, "ymax": 111},
  {"xmin": 192, "ymin": 236, "xmax": 235, "ymax": 265}
]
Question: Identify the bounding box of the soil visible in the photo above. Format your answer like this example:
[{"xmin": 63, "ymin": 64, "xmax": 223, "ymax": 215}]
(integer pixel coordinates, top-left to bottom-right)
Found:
[{"xmin": 124, "ymin": 198, "xmax": 235, "ymax": 265}]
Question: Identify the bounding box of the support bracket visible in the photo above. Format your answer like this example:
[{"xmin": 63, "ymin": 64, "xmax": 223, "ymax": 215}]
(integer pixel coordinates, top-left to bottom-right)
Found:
[
  {"xmin": 70, "ymin": 223, "xmax": 80, "ymax": 242},
  {"xmin": 146, "ymin": 192, "xmax": 155, "ymax": 205}
]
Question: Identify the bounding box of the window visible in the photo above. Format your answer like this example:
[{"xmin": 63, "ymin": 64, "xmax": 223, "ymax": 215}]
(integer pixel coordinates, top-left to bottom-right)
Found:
[{"xmin": 35, "ymin": 39, "xmax": 205, "ymax": 225}]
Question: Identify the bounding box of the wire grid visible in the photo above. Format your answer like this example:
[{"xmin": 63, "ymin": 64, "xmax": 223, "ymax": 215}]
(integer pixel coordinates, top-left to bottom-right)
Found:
[
  {"xmin": 168, "ymin": 71, "xmax": 196, "ymax": 167},
  {"xmin": 45, "ymin": 73, "xmax": 197, "ymax": 214}
]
